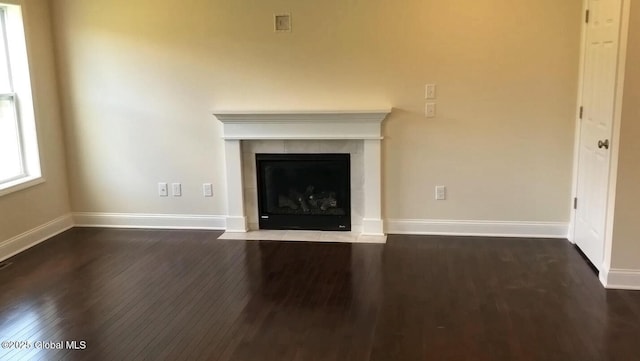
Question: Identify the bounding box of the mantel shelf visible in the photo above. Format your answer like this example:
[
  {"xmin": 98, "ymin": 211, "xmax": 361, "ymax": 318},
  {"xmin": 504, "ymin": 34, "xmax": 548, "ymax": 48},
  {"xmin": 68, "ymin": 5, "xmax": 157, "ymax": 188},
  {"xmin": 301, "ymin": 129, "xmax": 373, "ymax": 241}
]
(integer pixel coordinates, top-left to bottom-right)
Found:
[
  {"xmin": 213, "ymin": 109, "xmax": 391, "ymax": 119},
  {"xmin": 213, "ymin": 109, "xmax": 392, "ymax": 140}
]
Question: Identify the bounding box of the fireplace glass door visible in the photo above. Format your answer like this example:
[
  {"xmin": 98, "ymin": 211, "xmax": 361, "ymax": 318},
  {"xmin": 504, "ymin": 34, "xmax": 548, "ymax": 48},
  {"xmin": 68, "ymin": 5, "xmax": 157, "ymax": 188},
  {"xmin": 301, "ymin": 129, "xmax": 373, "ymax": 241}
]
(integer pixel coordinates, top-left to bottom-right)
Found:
[{"xmin": 255, "ymin": 153, "xmax": 351, "ymax": 231}]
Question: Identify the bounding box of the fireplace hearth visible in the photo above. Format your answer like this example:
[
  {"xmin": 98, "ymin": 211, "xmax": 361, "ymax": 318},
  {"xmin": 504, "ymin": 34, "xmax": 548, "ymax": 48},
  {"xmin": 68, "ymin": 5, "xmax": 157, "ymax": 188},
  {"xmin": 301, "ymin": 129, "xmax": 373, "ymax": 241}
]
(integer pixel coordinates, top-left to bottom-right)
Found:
[{"xmin": 256, "ymin": 153, "xmax": 351, "ymax": 231}]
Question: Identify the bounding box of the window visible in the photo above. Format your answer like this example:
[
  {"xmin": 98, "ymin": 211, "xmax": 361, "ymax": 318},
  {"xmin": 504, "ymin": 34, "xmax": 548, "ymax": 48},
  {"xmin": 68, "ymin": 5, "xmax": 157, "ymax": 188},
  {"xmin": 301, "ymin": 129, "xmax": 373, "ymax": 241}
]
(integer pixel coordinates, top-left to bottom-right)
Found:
[{"xmin": 0, "ymin": 3, "xmax": 41, "ymax": 195}]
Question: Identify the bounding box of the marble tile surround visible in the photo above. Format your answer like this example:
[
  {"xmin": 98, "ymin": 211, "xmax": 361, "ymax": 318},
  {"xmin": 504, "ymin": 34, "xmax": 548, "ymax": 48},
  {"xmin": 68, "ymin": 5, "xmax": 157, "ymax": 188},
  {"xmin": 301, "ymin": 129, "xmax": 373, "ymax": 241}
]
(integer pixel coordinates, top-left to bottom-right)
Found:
[{"xmin": 241, "ymin": 140, "xmax": 365, "ymax": 232}]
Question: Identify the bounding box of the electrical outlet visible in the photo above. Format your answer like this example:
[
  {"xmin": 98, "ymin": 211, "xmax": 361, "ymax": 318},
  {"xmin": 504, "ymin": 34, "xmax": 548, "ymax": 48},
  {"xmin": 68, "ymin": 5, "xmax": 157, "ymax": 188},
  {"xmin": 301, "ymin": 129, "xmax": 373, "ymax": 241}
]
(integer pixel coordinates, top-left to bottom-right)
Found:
[
  {"xmin": 435, "ymin": 186, "xmax": 446, "ymax": 200},
  {"xmin": 425, "ymin": 103, "xmax": 436, "ymax": 118},
  {"xmin": 172, "ymin": 183, "xmax": 182, "ymax": 197},
  {"xmin": 203, "ymin": 183, "xmax": 213, "ymax": 197},
  {"xmin": 158, "ymin": 183, "xmax": 168, "ymax": 197},
  {"xmin": 425, "ymin": 84, "xmax": 437, "ymax": 99}
]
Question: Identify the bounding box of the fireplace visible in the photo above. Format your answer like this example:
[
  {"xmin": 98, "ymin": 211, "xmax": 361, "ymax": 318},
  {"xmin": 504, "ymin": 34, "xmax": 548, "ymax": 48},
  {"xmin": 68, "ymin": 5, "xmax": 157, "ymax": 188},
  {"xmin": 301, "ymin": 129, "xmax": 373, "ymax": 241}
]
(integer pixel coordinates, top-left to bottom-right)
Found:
[
  {"xmin": 214, "ymin": 109, "xmax": 390, "ymax": 236},
  {"xmin": 256, "ymin": 153, "xmax": 351, "ymax": 231}
]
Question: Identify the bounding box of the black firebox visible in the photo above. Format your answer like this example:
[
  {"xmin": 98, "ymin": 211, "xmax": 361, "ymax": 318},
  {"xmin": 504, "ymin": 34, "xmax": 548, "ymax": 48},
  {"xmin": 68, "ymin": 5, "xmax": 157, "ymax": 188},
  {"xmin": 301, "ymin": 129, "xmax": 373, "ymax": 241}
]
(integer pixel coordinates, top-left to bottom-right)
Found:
[{"xmin": 255, "ymin": 153, "xmax": 351, "ymax": 231}]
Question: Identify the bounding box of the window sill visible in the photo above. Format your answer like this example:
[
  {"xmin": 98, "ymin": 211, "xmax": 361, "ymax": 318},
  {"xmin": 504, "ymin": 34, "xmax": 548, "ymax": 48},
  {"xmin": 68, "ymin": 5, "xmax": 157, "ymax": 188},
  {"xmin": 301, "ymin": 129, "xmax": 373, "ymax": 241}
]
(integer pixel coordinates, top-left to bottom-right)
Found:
[{"xmin": 0, "ymin": 176, "xmax": 45, "ymax": 197}]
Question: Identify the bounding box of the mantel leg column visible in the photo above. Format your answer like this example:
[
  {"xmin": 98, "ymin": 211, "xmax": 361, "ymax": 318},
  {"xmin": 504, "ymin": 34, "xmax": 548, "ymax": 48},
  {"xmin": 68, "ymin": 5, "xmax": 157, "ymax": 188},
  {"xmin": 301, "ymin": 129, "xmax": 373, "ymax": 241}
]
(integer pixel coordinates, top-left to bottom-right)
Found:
[
  {"xmin": 224, "ymin": 140, "xmax": 248, "ymax": 232},
  {"xmin": 362, "ymin": 139, "xmax": 384, "ymax": 235}
]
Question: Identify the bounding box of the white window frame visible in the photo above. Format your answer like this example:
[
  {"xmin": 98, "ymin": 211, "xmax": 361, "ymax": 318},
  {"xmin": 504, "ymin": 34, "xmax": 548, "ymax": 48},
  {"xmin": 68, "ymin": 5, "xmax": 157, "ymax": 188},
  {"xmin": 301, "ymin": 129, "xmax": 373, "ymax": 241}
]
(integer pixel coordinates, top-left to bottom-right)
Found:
[{"xmin": 0, "ymin": 2, "xmax": 42, "ymax": 196}]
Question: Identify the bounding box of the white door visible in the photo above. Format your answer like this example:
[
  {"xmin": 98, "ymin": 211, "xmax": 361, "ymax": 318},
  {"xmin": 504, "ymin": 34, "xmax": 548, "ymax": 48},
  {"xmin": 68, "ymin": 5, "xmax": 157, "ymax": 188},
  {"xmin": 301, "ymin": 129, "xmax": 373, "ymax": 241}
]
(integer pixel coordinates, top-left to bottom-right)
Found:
[{"xmin": 574, "ymin": 0, "xmax": 623, "ymax": 270}]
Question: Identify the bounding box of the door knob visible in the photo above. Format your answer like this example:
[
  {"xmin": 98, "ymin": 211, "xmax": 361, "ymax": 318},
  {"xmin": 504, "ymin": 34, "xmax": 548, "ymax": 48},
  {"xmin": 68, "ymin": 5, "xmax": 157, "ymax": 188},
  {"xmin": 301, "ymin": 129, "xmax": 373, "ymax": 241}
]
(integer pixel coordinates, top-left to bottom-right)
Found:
[{"xmin": 598, "ymin": 139, "xmax": 609, "ymax": 149}]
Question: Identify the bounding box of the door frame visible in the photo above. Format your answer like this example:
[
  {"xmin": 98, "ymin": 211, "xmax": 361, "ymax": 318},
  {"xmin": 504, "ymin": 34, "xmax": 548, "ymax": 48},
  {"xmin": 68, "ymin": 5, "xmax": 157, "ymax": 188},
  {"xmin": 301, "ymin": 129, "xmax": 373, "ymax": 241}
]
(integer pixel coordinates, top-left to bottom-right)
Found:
[{"xmin": 568, "ymin": 0, "xmax": 632, "ymax": 281}]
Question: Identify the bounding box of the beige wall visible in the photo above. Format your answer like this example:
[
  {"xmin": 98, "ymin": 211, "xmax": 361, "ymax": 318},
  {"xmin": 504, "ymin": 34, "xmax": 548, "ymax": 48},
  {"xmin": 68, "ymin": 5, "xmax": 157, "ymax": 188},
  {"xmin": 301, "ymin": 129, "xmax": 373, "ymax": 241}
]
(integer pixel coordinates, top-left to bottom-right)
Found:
[
  {"xmin": 610, "ymin": 1, "xmax": 640, "ymax": 270},
  {"xmin": 51, "ymin": 0, "xmax": 582, "ymax": 222},
  {"xmin": 0, "ymin": 0, "xmax": 70, "ymax": 243}
]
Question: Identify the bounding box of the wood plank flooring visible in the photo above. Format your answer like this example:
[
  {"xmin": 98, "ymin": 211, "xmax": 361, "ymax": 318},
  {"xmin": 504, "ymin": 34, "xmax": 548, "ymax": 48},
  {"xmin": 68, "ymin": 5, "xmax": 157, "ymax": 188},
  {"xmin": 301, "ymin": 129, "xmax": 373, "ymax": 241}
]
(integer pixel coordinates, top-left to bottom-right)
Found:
[{"xmin": 0, "ymin": 228, "xmax": 639, "ymax": 360}]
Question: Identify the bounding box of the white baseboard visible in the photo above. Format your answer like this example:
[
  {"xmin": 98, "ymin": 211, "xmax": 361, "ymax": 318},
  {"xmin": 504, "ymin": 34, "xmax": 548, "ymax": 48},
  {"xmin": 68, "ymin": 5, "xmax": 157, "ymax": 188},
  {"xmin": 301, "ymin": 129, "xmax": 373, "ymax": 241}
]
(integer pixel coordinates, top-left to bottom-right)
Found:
[
  {"xmin": 73, "ymin": 212, "xmax": 226, "ymax": 230},
  {"xmin": 386, "ymin": 219, "xmax": 569, "ymax": 239},
  {"xmin": 224, "ymin": 216, "xmax": 248, "ymax": 232},
  {"xmin": 567, "ymin": 216, "xmax": 576, "ymax": 244},
  {"xmin": 0, "ymin": 214, "xmax": 74, "ymax": 262},
  {"xmin": 72, "ymin": 214, "xmax": 568, "ymax": 239},
  {"xmin": 600, "ymin": 268, "xmax": 640, "ymax": 290}
]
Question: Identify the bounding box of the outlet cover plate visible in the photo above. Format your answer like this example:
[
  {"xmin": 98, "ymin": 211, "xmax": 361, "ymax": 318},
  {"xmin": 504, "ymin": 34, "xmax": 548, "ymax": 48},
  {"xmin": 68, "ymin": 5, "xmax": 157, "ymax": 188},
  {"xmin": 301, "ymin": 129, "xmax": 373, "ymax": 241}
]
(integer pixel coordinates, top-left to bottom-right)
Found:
[
  {"xmin": 425, "ymin": 103, "xmax": 436, "ymax": 118},
  {"xmin": 172, "ymin": 183, "xmax": 182, "ymax": 197}
]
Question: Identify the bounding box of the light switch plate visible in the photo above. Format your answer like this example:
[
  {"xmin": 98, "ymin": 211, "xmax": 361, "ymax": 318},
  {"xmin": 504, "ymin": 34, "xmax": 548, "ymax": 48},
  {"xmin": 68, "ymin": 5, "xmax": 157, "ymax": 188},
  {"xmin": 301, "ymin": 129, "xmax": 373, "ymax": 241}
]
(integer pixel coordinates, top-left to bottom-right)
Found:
[{"xmin": 425, "ymin": 84, "xmax": 437, "ymax": 99}]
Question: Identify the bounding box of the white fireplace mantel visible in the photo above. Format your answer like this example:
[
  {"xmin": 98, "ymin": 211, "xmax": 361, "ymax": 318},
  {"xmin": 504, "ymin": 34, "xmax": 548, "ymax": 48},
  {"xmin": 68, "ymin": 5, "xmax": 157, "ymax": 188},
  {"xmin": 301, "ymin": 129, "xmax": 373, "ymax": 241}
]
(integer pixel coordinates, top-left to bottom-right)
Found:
[
  {"xmin": 215, "ymin": 110, "xmax": 390, "ymax": 140},
  {"xmin": 213, "ymin": 109, "xmax": 391, "ymax": 236}
]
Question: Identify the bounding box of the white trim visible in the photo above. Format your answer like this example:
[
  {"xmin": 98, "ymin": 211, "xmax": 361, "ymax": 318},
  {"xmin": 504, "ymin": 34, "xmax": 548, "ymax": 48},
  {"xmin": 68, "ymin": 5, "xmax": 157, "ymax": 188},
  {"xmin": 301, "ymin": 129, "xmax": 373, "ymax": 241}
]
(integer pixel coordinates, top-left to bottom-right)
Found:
[
  {"xmin": 600, "ymin": 267, "xmax": 640, "ymax": 290},
  {"xmin": 386, "ymin": 219, "xmax": 569, "ymax": 238},
  {"xmin": 362, "ymin": 218, "xmax": 384, "ymax": 236},
  {"xmin": 568, "ymin": 0, "xmax": 591, "ymax": 244},
  {"xmin": 223, "ymin": 140, "xmax": 247, "ymax": 232},
  {"xmin": 362, "ymin": 139, "xmax": 383, "ymax": 235},
  {"xmin": 73, "ymin": 212, "xmax": 226, "ymax": 230},
  {"xmin": 0, "ymin": 214, "xmax": 73, "ymax": 262},
  {"xmin": 0, "ymin": 3, "xmax": 42, "ymax": 191},
  {"xmin": 0, "ymin": 175, "xmax": 43, "ymax": 197},
  {"xmin": 224, "ymin": 216, "xmax": 248, "ymax": 233},
  {"xmin": 602, "ymin": 0, "xmax": 632, "ymax": 279},
  {"xmin": 214, "ymin": 110, "xmax": 391, "ymax": 140},
  {"xmin": 221, "ymin": 135, "xmax": 384, "ymax": 140},
  {"xmin": 213, "ymin": 109, "xmax": 391, "ymax": 118}
]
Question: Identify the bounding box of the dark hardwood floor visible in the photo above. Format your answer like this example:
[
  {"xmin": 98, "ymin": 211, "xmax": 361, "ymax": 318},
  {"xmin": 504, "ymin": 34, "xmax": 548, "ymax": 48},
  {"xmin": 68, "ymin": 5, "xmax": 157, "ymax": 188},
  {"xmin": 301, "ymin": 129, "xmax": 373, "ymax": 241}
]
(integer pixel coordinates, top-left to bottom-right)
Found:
[{"xmin": 1, "ymin": 228, "xmax": 640, "ymax": 360}]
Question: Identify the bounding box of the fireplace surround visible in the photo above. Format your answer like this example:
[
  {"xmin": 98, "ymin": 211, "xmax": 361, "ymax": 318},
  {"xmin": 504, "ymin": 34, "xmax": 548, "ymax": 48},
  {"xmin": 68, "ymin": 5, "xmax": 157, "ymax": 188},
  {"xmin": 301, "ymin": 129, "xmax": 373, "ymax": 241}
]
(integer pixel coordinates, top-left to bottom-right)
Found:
[{"xmin": 214, "ymin": 110, "xmax": 391, "ymax": 236}]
